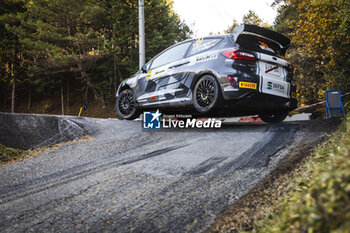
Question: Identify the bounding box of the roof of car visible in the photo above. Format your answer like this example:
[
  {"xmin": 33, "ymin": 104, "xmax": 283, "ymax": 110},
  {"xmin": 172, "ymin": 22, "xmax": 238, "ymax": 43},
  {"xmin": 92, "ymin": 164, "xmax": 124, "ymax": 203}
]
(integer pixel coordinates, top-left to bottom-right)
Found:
[{"xmin": 179, "ymin": 34, "xmax": 228, "ymax": 44}]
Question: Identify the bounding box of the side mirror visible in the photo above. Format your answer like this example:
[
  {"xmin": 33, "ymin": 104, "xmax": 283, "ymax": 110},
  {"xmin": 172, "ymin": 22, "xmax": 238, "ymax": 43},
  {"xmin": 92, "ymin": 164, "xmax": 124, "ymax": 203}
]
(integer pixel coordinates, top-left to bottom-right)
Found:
[{"xmin": 141, "ymin": 64, "xmax": 148, "ymax": 73}]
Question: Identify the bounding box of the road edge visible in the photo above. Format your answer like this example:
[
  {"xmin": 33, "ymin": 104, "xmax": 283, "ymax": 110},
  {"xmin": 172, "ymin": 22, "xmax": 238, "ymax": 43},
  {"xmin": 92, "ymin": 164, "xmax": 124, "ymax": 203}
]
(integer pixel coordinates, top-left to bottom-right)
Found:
[{"xmin": 205, "ymin": 119, "xmax": 343, "ymax": 232}]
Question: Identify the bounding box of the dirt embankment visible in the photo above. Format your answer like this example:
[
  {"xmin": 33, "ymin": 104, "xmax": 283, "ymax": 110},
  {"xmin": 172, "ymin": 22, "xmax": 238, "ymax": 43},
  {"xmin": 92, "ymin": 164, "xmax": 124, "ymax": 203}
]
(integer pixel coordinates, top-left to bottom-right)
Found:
[{"xmin": 0, "ymin": 113, "xmax": 90, "ymax": 150}]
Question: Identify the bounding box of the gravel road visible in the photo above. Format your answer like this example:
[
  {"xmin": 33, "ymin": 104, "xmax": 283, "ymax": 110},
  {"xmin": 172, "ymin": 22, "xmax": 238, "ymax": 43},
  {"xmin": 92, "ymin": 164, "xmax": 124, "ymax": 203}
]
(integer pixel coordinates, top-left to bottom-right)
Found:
[{"xmin": 0, "ymin": 117, "xmax": 339, "ymax": 232}]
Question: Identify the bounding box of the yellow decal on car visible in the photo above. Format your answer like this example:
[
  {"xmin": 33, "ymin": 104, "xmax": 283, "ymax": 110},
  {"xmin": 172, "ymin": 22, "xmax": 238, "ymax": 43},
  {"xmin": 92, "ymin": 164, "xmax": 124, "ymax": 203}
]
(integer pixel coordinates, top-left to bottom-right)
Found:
[
  {"xmin": 193, "ymin": 37, "xmax": 204, "ymax": 47},
  {"xmin": 146, "ymin": 70, "xmax": 152, "ymax": 79},
  {"xmin": 239, "ymin": 82, "xmax": 257, "ymax": 89}
]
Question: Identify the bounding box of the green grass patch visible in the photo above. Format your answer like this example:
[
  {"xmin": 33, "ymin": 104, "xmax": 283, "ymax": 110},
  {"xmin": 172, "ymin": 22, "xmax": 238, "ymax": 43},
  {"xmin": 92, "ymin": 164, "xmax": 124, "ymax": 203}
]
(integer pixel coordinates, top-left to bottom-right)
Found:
[
  {"xmin": 0, "ymin": 144, "xmax": 28, "ymax": 164},
  {"xmin": 251, "ymin": 117, "xmax": 350, "ymax": 233}
]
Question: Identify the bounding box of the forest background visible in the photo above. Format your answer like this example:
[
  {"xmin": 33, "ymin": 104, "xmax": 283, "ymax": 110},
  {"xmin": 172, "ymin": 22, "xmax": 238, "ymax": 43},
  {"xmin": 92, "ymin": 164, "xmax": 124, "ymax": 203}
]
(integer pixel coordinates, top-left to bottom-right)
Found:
[{"xmin": 0, "ymin": 0, "xmax": 349, "ymax": 117}]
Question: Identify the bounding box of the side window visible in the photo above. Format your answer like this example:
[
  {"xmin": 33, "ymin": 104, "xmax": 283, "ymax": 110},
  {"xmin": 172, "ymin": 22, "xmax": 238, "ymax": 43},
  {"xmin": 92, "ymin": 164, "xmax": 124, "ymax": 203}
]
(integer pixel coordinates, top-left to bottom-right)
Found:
[
  {"xmin": 187, "ymin": 38, "xmax": 222, "ymax": 56},
  {"xmin": 150, "ymin": 42, "xmax": 191, "ymax": 69}
]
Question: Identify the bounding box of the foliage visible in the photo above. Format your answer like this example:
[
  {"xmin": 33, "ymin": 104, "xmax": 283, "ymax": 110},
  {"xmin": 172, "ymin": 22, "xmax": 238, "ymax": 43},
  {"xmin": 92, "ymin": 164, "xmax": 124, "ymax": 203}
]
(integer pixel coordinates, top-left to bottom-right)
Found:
[
  {"xmin": 272, "ymin": 0, "xmax": 299, "ymax": 35},
  {"xmin": 242, "ymin": 10, "xmax": 270, "ymax": 28},
  {"xmin": 0, "ymin": 144, "xmax": 27, "ymax": 164},
  {"xmin": 225, "ymin": 10, "xmax": 270, "ymax": 33},
  {"xmin": 0, "ymin": 0, "xmax": 26, "ymax": 100},
  {"xmin": 252, "ymin": 115, "xmax": 350, "ymax": 232},
  {"xmin": 224, "ymin": 19, "xmax": 239, "ymax": 34},
  {"xmin": 0, "ymin": 0, "xmax": 192, "ymax": 110},
  {"xmin": 274, "ymin": 0, "xmax": 350, "ymax": 105}
]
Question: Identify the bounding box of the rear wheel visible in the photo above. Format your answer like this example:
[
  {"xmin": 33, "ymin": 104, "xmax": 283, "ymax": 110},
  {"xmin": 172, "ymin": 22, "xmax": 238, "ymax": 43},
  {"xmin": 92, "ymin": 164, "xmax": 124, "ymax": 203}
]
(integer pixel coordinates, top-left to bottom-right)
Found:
[
  {"xmin": 193, "ymin": 75, "xmax": 222, "ymax": 114},
  {"xmin": 116, "ymin": 89, "xmax": 140, "ymax": 120},
  {"xmin": 259, "ymin": 111, "xmax": 289, "ymax": 124}
]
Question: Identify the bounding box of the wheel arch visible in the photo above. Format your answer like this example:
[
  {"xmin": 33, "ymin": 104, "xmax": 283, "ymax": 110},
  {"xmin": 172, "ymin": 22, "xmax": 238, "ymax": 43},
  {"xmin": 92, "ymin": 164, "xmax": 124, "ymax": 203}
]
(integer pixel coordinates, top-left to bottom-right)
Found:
[
  {"xmin": 190, "ymin": 71, "xmax": 224, "ymax": 96},
  {"xmin": 116, "ymin": 83, "xmax": 132, "ymax": 97}
]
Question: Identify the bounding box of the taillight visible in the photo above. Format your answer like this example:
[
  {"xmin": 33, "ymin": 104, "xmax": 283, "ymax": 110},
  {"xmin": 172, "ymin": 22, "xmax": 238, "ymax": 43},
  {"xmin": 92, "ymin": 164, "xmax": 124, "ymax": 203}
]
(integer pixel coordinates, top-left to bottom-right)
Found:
[
  {"xmin": 287, "ymin": 64, "xmax": 294, "ymax": 75},
  {"xmin": 222, "ymin": 50, "xmax": 256, "ymax": 61}
]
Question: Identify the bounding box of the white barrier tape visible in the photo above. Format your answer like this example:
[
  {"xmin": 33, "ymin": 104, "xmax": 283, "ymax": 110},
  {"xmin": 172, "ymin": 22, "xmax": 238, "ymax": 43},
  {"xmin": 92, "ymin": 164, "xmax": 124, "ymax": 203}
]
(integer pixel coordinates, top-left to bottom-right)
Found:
[
  {"xmin": 295, "ymin": 91, "xmax": 350, "ymax": 111},
  {"xmin": 236, "ymin": 91, "xmax": 350, "ymax": 121}
]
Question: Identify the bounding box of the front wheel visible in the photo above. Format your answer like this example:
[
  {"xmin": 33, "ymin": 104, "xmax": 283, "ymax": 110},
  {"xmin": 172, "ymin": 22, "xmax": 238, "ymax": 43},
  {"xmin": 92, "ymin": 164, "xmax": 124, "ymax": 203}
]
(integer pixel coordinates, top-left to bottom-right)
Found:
[
  {"xmin": 193, "ymin": 75, "xmax": 222, "ymax": 114},
  {"xmin": 116, "ymin": 89, "xmax": 140, "ymax": 120},
  {"xmin": 259, "ymin": 111, "xmax": 289, "ymax": 124}
]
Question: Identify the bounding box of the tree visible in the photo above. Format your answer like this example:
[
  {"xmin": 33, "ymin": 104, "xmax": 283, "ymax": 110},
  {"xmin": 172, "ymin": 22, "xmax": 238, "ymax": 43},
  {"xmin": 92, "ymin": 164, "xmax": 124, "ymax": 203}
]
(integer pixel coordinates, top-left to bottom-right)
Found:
[
  {"xmin": 94, "ymin": 0, "xmax": 192, "ymax": 104},
  {"xmin": 224, "ymin": 11, "xmax": 270, "ymax": 34},
  {"xmin": 1, "ymin": 0, "xmax": 192, "ymax": 115},
  {"xmin": 224, "ymin": 19, "xmax": 239, "ymax": 34},
  {"xmin": 0, "ymin": 0, "xmax": 26, "ymax": 112},
  {"xmin": 274, "ymin": 0, "xmax": 350, "ymax": 105},
  {"xmin": 272, "ymin": 0, "xmax": 299, "ymax": 35},
  {"xmin": 243, "ymin": 10, "xmax": 270, "ymax": 27},
  {"xmin": 9, "ymin": 0, "xmax": 114, "ymax": 111}
]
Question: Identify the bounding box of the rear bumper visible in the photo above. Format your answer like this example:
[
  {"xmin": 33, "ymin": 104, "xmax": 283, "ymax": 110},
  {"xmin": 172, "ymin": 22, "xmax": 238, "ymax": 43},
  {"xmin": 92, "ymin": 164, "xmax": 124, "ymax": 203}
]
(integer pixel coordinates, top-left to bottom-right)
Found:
[
  {"xmin": 221, "ymin": 89, "xmax": 297, "ymax": 113},
  {"xmin": 220, "ymin": 72, "xmax": 297, "ymax": 110}
]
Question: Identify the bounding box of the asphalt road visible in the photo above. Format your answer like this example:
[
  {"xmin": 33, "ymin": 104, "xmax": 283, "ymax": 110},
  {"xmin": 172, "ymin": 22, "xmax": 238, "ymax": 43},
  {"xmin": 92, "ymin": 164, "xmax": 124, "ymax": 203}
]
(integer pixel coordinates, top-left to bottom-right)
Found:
[{"xmin": 0, "ymin": 117, "xmax": 339, "ymax": 232}]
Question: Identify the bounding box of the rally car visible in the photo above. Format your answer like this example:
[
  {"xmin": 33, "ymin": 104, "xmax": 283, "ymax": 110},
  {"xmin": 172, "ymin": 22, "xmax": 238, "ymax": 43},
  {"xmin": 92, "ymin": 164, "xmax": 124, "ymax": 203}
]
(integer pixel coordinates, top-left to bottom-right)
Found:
[{"xmin": 115, "ymin": 24, "xmax": 297, "ymax": 123}]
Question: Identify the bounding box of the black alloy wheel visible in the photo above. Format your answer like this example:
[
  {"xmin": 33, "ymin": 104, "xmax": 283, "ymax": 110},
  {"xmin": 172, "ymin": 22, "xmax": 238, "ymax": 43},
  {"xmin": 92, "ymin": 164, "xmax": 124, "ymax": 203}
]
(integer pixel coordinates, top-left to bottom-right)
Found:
[
  {"xmin": 193, "ymin": 75, "xmax": 221, "ymax": 113},
  {"xmin": 116, "ymin": 89, "xmax": 140, "ymax": 120}
]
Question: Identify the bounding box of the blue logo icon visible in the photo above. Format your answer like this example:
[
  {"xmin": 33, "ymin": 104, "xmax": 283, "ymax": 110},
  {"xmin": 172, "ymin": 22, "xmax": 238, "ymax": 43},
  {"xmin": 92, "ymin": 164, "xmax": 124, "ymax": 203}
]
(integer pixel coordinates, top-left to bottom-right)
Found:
[
  {"xmin": 267, "ymin": 81, "xmax": 272, "ymax": 90},
  {"xmin": 143, "ymin": 110, "xmax": 161, "ymax": 129}
]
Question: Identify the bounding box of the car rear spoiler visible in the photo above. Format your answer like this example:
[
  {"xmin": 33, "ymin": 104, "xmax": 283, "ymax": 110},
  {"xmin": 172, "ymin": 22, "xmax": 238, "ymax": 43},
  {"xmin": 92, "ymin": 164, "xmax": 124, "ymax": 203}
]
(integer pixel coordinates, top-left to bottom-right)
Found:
[{"xmin": 231, "ymin": 24, "xmax": 291, "ymax": 55}]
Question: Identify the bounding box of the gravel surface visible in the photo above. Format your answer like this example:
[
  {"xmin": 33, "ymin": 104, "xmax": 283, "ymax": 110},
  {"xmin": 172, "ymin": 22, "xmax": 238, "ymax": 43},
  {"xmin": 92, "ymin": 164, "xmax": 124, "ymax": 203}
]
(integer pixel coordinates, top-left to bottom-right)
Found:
[{"xmin": 0, "ymin": 116, "xmax": 339, "ymax": 232}]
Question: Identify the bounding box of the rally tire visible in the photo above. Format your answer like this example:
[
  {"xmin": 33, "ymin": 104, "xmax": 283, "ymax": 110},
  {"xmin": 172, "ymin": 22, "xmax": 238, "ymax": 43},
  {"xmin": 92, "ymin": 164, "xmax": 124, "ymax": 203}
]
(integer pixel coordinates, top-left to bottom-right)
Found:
[
  {"xmin": 259, "ymin": 111, "xmax": 289, "ymax": 124},
  {"xmin": 193, "ymin": 75, "xmax": 222, "ymax": 114},
  {"xmin": 116, "ymin": 89, "xmax": 140, "ymax": 120}
]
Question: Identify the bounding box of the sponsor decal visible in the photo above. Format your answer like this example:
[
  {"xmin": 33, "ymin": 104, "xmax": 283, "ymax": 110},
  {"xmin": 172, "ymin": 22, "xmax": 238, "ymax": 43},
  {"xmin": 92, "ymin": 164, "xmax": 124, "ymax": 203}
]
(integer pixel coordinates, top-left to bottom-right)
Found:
[
  {"xmin": 146, "ymin": 69, "xmax": 170, "ymax": 81},
  {"xmin": 196, "ymin": 53, "xmax": 218, "ymax": 63},
  {"xmin": 267, "ymin": 81, "xmax": 285, "ymax": 92},
  {"xmin": 259, "ymin": 41, "xmax": 274, "ymax": 53},
  {"xmin": 158, "ymin": 94, "xmax": 166, "ymax": 100},
  {"xmin": 146, "ymin": 70, "xmax": 152, "ymax": 79},
  {"xmin": 154, "ymin": 70, "xmax": 165, "ymax": 75},
  {"xmin": 265, "ymin": 65, "xmax": 279, "ymax": 74},
  {"xmin": 267, "ymin": 81, "xmax": 272, "ymax": 90},
  {"xmin": 148, "ymin": 96, "xmax": 157, "ymax": 101},
  {"xmin": 143, "ymin": 110, "xmax": 162, "ymax": 129},
  {"xmin": 192, "ymin": 39, "xmax": 219, "ymax": 54},
  {"xmin": 239, "ymin": 82, "xmax": 257, "ymax": 89},
  {"xmin": 259, "ymin": 41, "xmax": 269, "ymax": 48},
  {"xmin": 193, "ymin": 37, "xmax": 204, "ymax": 47},
  {"xmin": 143, "ymin": 111, "xmax": 222, "ymax": 129}
]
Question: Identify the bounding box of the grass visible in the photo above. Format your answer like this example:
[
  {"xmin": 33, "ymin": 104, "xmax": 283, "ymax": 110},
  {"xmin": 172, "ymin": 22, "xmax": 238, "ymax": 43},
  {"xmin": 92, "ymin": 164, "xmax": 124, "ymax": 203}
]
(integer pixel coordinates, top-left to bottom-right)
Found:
[
  {"xmin": 0, "ymin": 144, "xmax": 29, "ymax": 164},
  {"xmin": 0, "ymin": 136, "xmax": 92, "ymax": 165},
  {"xmin": 250, "ymin": 116, "xmax": 350, "ymax": 232}
]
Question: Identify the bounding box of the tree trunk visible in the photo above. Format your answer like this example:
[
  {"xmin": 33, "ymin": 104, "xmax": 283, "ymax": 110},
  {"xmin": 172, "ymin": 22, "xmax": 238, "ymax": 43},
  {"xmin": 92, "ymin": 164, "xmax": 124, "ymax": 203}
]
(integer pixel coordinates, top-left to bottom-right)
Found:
[
  {"xmin": 66, "ymin": 77, "xmax": 69, "ymax": 113},
  {"xmin": 115, "ymin": 59, "xmax": 123, "ymax": 94},
  {"xmin": 3, "ymin": 92, "xmax": 6, "ymax": 108},
  {"xmin": 11, "ymin": 63, "xmax": 15, "ymax": 113},
  {"xmin": 27, "ymin": 79, "xmax": 31, "ymax": 110},
  {"xmin": 113, "ymin": 57, "xmax": 117, "ymax": 95},
  {"xmin": 61, "ymin": 77, "xmax": 64, "ymax": 115}
]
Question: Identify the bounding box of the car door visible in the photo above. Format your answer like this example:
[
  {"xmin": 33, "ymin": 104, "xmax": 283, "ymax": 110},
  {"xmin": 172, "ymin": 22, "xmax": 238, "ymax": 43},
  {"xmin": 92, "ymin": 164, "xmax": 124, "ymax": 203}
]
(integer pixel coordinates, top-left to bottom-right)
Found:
[{"xmin": 136, "ymin": 41, "xmax": 192, "ymax": 105}]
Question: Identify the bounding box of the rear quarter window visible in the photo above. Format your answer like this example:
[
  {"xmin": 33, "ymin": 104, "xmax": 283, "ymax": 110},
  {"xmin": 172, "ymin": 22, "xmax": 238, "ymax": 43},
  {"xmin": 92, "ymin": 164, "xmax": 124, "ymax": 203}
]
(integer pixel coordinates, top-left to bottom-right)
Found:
[
  {"xmin": 150, "ymin": 42, "xmax": 191, "ymax": 69},
  {"xmin": 236, "ymin": 34, "xmax": 283, "ymax": 56},
  {"xmin": 187, "ymin": 38, "xmax": 222, "ymax": 56}
]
